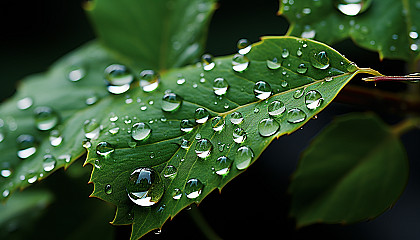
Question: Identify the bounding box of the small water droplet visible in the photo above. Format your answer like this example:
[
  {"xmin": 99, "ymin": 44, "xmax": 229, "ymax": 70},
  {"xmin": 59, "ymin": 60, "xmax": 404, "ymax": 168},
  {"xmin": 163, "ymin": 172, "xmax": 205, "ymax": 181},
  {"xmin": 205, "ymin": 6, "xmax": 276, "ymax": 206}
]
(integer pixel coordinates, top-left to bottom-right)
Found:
[
  {"xmin": 17, "ymin": 97, "xmax": 33, "ymax": 110},
  {"xmin": 108, "ymin": 126, "xmax": 120, "ymax": 135},
  {"xmin": 202, "ymin": 54, "xmax": 215, "ymax": 71},
  {"xmin": 258, "ymin": 118, "xmax": 280, "ymax": 137},
  {"xmin": 139, "ymin": 70, "xmax": 160, "ymax": 92},
  {"xmin": 293, "ymin": 88, "xmax": 305, "ymax": 99},
  {"xmin": 334, "ymin": 0, "xmax": 371, "ymax": 16},
  {"xmin": 96, "ymin": 142, "xmax": 115, "ymax": 158},
  {"xmin": 411, "ymin": 44, "xmax": 419, "ymax": 51},
  {"xmin": 131, "ymin": 122, "xmax": 152, "ymax": 141},
  {"xmin": 268, "ymin": 101, "xmax": 286, "ymax": 116},
  {"xmin": 180, "ymin": 119, "xmax": 195, "ymax": 133},
  {"xmin": 84, "ymin": 119, "xmax": 100, "ymax": 139},
  {"xmin": 49, "ymin": 129, "xmax": 63, "ymax": 147},
  {"xmin": 177, "ymin": 75, "xmax": 186, "ymax": 85},
  {"xmin": 27, "ymin": 174, "xmax": 37, "ymax": 184},
  {"xmin": 296, "ymin": 48, "xmax": 303, "ymax": 57},
  {"xmin": 185, "ymin": 178, "xmax": 204, "ymax": 199},
  {"xmin": 287, "ymin": 108, "xmax": 307, "ymax": 123},
  {"xmin": 43, "ymin": 154, "xmax": 56, "ymax": 172},
  {"xmin": 282, "ymin": 48, "xmax": 290, "ymax": 58},
  {"xmin": 214, "ymin": 156, "xmax": 232, "ymax": 176},
  {"xmin": 105, "ymin": 64, "xmax": 134, "ymax": 94},
  {"xmin": 235, "ymin": 146, "xmax": 254, "ymax": 170},
  {"xmin": 126, "ymin": 168, "xmax": 164, "ymax": 206},
  {"xmin": 195, "ymin": 139, "xmax": 212, "ymax": 159},
  {"xmin": 58, "ymin": 154, "xmax": 71, "ymax": 163},
  {"xmin": 67, "ymin": 66, "xmax": 85, "ymax": 82},
  {"xmin": 195, "ymin": 108, "xmax": 210, "ymax": 124},
  {"xmin": 105, "ymin": 184, "xmax": 113, "ymax": 195},
  {"xmin": 172, "ymin": 188, "xmax": 182, "ymax": 200},
  {"xmin": 297, "ymin": 63, "xmax": 308, "ymax": 74},
  {"xmin": 163, "ymin": 165, "xmax": 177, "ymax": 178},
  {"xmin": 301, "ymin": 29, "xmax": 316, "ymax": 39},
  {"xmin": 211, "ymin": 116, "xmax": 225, "ymax": 132},
  {"xmin": 109, "ymin": 113, "xmax": 118, "ymax": 122},
  {"xmin": 1, "ymin": 168, "xmax": 12, "ymax": 178},
  {"xmin": 86, "ymin": 95, "xmax": 99, "ymax": 105},
  {"xmin": 281, "ymin": 80, "xmax": 288, "ymax": 87},
  {"xmin": 180, "ymin": 138, "xmax": 191, "ymax": 149},
  {"xmin": 237, "ymin": 38, "xmax": 252, "ymax": 55},
  {"xmin": 310, "ymin": 51, "xmax": 330, "ymax": 69},
  {"xmin": 233, "ymin": 128, "xmax": 247, "ymax": 143},
  {"xmin": 253, "ymin": 81, "xmax": 272, "ymax": 100},
  {"xmin": 2, "ymin": 189, "xmax": 10, "ymax": 198},
  {"xmin": 266, "ymin": 57, "xmax": 281, "ymax": 69},
  {"xmin": 162, "ymin": 93, "xmax": 183, "ymax": 112},
  {"xmin": 34, "ymin": 106, "xmax": 59, "ymax": 131},
  {"xmin": 17, "ymin": 134, "xmax": 37, "ymax": 159},
  {"xmin": 230, "ymin": 112, "xmax": 244, "ymax": 125},
  {"xmin": 195, "ymin": 133, "xmax": 202, "ymax": 140},
  {"xmin": 213, "ymin": 77, "xmax": 229, "ymax": 96},
  {"xmin": 232, "ymin": 54, "xmax": 250, "ymax": 72},
  {"xmin": 305, "ymin": 90, "xmax": 324, "ymax": 110},
  {"xmin": 346, "ymin": 62, "xmax": 358, "ymax": 72}
]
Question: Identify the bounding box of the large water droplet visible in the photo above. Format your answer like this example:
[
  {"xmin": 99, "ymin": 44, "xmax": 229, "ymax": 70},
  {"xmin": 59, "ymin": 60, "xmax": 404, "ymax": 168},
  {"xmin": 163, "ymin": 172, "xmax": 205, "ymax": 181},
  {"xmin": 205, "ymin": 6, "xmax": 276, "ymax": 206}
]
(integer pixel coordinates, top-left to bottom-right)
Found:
[
  {"xmin": 49, "ymin": 129, "xmax": 63, "ymax": 147},
  {"xmin": 195, "ymin": 108, "xmax": 210, "ymax": 124},
  {"xmin": 230, "ymin": 112, "xmax": 244, "ymax": 125},
  {"xmin": 202, "ymin": 54, "xmax": 215, "ymax": 71},
  {"xmin": 213, "ymin": 77, "xmax": 229, "ymax": 96},
  {"xmin": 211, "ymin": 116, "xmax": 225, "ymax": 132},
  {"xmin": 233, "ymin": 128, "xmax": 247, "ymax": 143},
  {"xmin": 17, "ymin": 134, "xmax": 37, "ymax": 159},
  {"xmin": 214, "ymin": 156, "xmax": 232, "ymax": 176},
  {"xmin": 268, "ymin": 101, "xmax": 286, "ymax": 116},
  {"xmin": 232, "ymin": 54, "xmax": 250, "ymax": 72},
  {"xmin": 258, "ymin": 118, "xmax": 280, "ymax": 137},
  {"xmin": 96, "ymin": 142, "xmax": 115, "ymax": 157},
  {"xmin": 334, "ymin": 0, "xmax": 371, "ymax": 16},
  {"xmin": 266, "ymin": 58, "xmax": 281, "ymax": 70},
  {"xmin": 139, "ymin": 70, "xmax": 160, "ymax": 92},
  {"xmin": 297, "ymin": 63, "xmax": 308, "ymax": 74},
  {"xmin": 185, "ymin": 178, "xmax": 204, "ymax": 199},
  {"xmin": 287, "ymin": 108, "xmax": 307, "ymax": 123},
  {"xmin": 162, "ymin": 93, "xmax": 183, "ymax": 112},
  {"xmin": 126, "ymin": 168, "xmax": 164, "ymax": 206},
  {"xmin": 163, "ymin": 165, "xmax": 177, "ymax": 178},
  {"xmin": 195, "ymin": 138, "xmax": 212, "ymax": 159},
  {"xmin": 84, "ymin": 119, "xmax": 100, "ymax": 139},
  {"xmin": 180, "ymin": 119, "xmax": 195, "ymax": 133},
  {"xmin": 43, "ymin": 154, "xmax": 56, "ymax": 172},
  {"xmin": 34, "ymin": 106, "xmax": 59, "ymax": 131},
  {"xmin": 310, "ymin": 51, "xmax": 330, "ymax": 69},
  {"xmin": 131, "ymin": 122, "xmax": 152, "ymax": 141},
  {"xmin": 254, "ymin": 81, "xmax": 272, "ymax": 100},
  {"xmin": 17, "ymin": 97, "xmax": 33, "ymax": 110},
  {"xmin": 237, "ymin": 38, "xmax": 252, "ymax": 55},
  {"xmin": 305, "ymin": 90, "xmax": 324, "ymax": 110},
  {"xmin": 105, "ymin": 64, "xmax": 134, "ymax": 94},
  {"xmin": 235, "ymin": 146, "xmax": 254, "ymax": 170}
]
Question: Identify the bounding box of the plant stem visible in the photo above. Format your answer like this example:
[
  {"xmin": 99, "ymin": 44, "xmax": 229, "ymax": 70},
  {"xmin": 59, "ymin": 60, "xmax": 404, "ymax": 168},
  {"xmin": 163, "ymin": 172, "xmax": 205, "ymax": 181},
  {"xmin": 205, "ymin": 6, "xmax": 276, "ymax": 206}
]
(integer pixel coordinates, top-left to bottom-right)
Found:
[
  {"xmin": 189, "ymin": 205, "xmax": 222, "ymax": 240},
  {"xmin": 391, "ymin": 117, "xmax": 420, "ymax": 137}
]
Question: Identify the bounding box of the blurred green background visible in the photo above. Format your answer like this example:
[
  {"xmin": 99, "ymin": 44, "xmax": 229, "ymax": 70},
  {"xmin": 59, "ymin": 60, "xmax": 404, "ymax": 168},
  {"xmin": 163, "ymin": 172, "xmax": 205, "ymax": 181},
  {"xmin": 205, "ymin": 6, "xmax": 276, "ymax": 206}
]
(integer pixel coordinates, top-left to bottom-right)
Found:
[{"xmin": 1, "ymin": 0, "xmax": 419, "ymax": 239}]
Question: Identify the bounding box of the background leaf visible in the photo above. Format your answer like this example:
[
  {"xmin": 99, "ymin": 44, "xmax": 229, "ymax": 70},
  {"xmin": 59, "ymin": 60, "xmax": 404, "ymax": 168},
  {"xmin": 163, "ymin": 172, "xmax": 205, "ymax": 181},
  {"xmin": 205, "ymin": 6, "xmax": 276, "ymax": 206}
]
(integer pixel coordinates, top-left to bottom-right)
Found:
[
  {"xmin": 84, "ymin": 36, "xmax": 377, "ymax": 239},
  {"xmin": 279, "ymin": 0, "xmax": 420, "ymax": 62},
  {"xmin": 86, "ymin": 0, "xmax": 217, "ymax": 70},
  {"xmin": 289, "ymin": 113, "xmax": 409, "ymax": 226}
]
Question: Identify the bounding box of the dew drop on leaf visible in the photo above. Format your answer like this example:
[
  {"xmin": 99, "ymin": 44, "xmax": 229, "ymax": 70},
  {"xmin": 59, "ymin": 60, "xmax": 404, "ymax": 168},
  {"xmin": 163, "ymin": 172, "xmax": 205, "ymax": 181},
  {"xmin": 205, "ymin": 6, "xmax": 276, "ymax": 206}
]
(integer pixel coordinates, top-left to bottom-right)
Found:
[
  {"xmin": 184, "ymin": 178, "xmax": 204, "ymax": 199},
  {"xmin": 237, "ymin": 38, "xmax": 252, "ymax": 55},
  {"xmin": 105, "ymin": 184, "xmax": 112, "ymax": 195},
  {"xmin": 310, "ymin": 51, "xmax": 330, "ymax": 70},
  {"xmin": 126, "ymin": 167, "xmax": 164, "ymax": 206},
  {"xmin": 16, "ymin": 134, "xmax": 37, "ymax": 159},
  {"xmin": 180, "ymin": 119, "xmax": 195, "ymax": 133},
  {"xmin": 163, "ymin": 165, "xmax": 177, "ymax": 178},
  {"xmin": 195, "ymin": 138, "xmax": 212, "ymax": 159},
  {"xmin": 96, "ymin": 142, "xmax": 115, "ymax": 158},
  {"xmin": 305, "ymin": 90, "xmax": 324, "ymax": 110},
  {"xmin": 281, "ymin": 48, "xmax": 290, "ymax": 58},
  {"xmin": 43, "ymin": 154, "xmax": 56, "ymax": 172},
  {"xmin": 214, "ymin": 156, "xmax": 232, "ymax": 176},
  {"xmin": 334, "ymin": 0, "xmax": 371, "ymax": 16},
  {"xmin": 230, "ymin": 112, "xmax": 244, "ymax": 125},
  {"xmin": 84, "ymin": 119, "xmax": 101, "ymax": 139},
  {"xmin": 201, "ymin": 54, "xmax": 215, "ymax": 71},
  {"xmin": 287, "ymin": 108, "xmax": 307, "ymax": 123},
  {"xmin": 211, "ymin": 116, "xmax": 225, "ymax": 132},
  {"xmin": 233, "ymin": 128, "xmax": 247, "ymax": 143},
  {"xmin": 266, "ymin": 58, "xmax": 281, "ymax": 69},
  {"xmin": 34, "ymin": 106, "xmax": 59, "ymax": 131},
  {"xmin": 235, "ymin": 146, "xmax": 254, "ymax": 170},
  {"xmin": 17, "ymin": 97, "xmax": 33, "ymax": 110},
  {"xmin": 297, "ymin": 63, "xmax": 308, "ymax": 74},
  {"xmin": 131, "ymin": 122, "xmax": 152, "ymax": 141},
  {"xmin": 258, "ymin": 118, "xmax": 280, "ymax": 137},
  {"xmin": 1, "ymin": 168, "xmax": 12, "ymax": 178},
  {"xmin": 67, "ymin": 65, "xmax": 85, "ymax": 82},
  {"xmin": 232, "ymin": 54, "xmax": 250, "ymax": 72},
  {"xmin": 194, "ymin": 108, "xmax": 210, "ymax": 124},
  {"xmin": 213, "ymin": 77, "xmax": 229, "ymax": 96},
  {"xmin": 253, "ymin": 81, "xmax": 272, "ymax": 100},
  {"xmin": 104, "ymin": 64, "xmax": 134, "ymax": 94},
  {"xmin": 49, "ymin": 129, "xmax": 63, "ymax": 147},
  {"xmin": 172, "ymin": 188, "xmax": 182, "ymax": 200},
  {"xmin": 268, "ymin": 100, "xmax": 286, "ymax": 116},
  {"xmin": 161, "ymin": 93, "xmax": 183, "ymax": 112},
  {"xmin": 293, "ymin": 88, "xmax": 305, "ymax": 99},
  {"xmin": 139, "ymin": 70, "xmax": 160, "ymax": 92}
]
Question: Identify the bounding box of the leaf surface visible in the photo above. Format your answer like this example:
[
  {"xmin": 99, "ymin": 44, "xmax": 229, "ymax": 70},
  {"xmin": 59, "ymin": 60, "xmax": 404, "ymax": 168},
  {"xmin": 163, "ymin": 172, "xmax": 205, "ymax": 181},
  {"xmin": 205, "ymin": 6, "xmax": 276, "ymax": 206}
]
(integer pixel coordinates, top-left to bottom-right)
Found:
[
  {"xmin": 83, "ymin": 36, "xmax": 378, "ymax": 239},
  {"xmin": 279, "ymin": 0, "xmax": 420, "ymax": 61},
  {"xmin": 289, "ymin": 113, "xmax": 409, "ymax": 226}
]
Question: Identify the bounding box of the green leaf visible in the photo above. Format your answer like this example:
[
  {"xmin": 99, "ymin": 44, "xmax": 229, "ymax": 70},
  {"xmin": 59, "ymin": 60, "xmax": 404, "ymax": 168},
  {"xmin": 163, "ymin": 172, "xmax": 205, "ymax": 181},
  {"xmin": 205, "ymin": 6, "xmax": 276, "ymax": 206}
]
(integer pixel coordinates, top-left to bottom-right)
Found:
[
  {"xmin": 83, "ymin": 36, "xmax": 379, "ymax": 239},
  {"xmin": 0, "ymin": 42, "xmax": 118, "ymax": 199},
  {"xmin": 289, "ymin": 113, "xmax": 409, "ymax": 227},
  {"xmin": 279, "ymin": 0, "xmax": 420, "ymax": 62},
  {"xmin": 86, "ymin": 0, "xmax": 217, "ymax": 70}
]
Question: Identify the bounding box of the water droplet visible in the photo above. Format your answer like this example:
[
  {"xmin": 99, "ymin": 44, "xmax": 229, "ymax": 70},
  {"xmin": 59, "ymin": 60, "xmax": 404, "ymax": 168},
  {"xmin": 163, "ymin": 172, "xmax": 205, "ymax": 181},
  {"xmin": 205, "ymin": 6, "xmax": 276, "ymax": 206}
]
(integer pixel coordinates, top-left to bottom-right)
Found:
[
  {"xmin": 346, "ymin": 62, "xmax": 358, "ymax": 72},
  {"xmin": 105, "ymin": 64, "xmax": 134, "ymax": 94},
  {"xmin": 84, "ymin": 119, "xmax": 100, "ymax": 139},
  {"xmin": 230, "ymin": 112, "xmax": 244, "ymax": 125},
  {"xmin": 58, "ymin": 154, "xmax": 71, "ymax": 163},
  {"xmin": 334, "ymin": 0, "xmax": 371, "ymax": 16},
  {"xmin": 232, "ymin": 54, "xmax": 250, "ymax": 72},
  {"xmin": 253, "ymin": 81, "xmax": 272, "ymax": 100},
  {"xmin": 214, "ymin": 156, "xmax": 232, "ymax": 176},
  {"xmin": 163, "ymin": 165, "xmax": 177, "ymax": 178},
  {"xmin": 1, "ymin": 168, "xmax": 12, "ymax": 178},
  {"xmin": 185, "ymin": 178, "xmax": 204, "ymax": 199},
  {"xmin": 2, "ymin": 189, "xmax": 10, "ymax": 198},
  {"xmin": 180, "ymin": 138, "xmax": 190, "ymax": 149},
  {"xmin": 233, "ymin": 128, "xmax": 247, "ymax": 143},
  {"xmin": 126, "ymin": 167, "xmax": 164, "ymax": 206},
  {"xmin": 195, "ymin": 108, "xmax": 210, "ymax": 124},
  {"xmin": 131, "ymin": 122, "xmax": 152, "ymax": 141},
  {"xmin": 268, "ymin": 101, "xmax": 286, "ymax": 116},
  {"xmin": 49, "ymin": 129, "xmax": 63, "ymax": 147},
  {"xmin": 67, "ymin": 66, "xmax": 85, "ymax": 82},
  {"xmin": 305, "ymin": 90, "xmax": 324, "ymax": 110},
  {"xmin": 109, "ymin": 113, "xmax": 118, "ymax": 122},
  {"xmin": 180, "ymin": 119, "xmax": 195, "ymax": 133},
  {"xmin": 409, "ymin": 31, "xmax": 419, "ymax": 39},
  {"xmin": 237, "ymin": 39, "xmax": 252, "ymax": 55},
  {"xmin": 281, "ymin": 80, "xmax": 289, "ymax": 87},
  {"xmin": 202, "ymin": 54, "xmax": 215, "ymax": 71},
  {"xmin": 411, "ymin": 44, "xmax": 419, "ymax": 51},
  {"xmin": 287, "ymin": 108, "xmax": 307, "ymax": 123},
  {"xmin": 282, "ymin": 48, "xmax": 290, "ymax": 58},
  {"xmin": 235, "ymin": 146, "xmax": 254, "ymax": 170},
  {"xmin": 266, "ymin": 58, "xmax": 281, "ymax": 69},
  {"xmin": 195, "ymin": 133, "xmax": 202, "ymax": 140},
  {"xmin": 297, "ymin": 63, "xmax": 308, "ymax": 74},
  {"xmin": 109, "ymin": 126, "xmax": 120, "ymax": 135},
  {"xmin": 310, "ymin": 51, "xmax": 330, "ymax": 69},
  {"xmin": 34, "ymin": 106, "xmax": 59, "ymax": 131},
  {"xmin": 258, "ymin": 118, "xmax": 280, "ymax": 137},
  {"xmin": 211, "ymin": 116, "xmax": 225, "ymax": 132},
  {"xmin": 17, "ymin": 97, "xmax": 33, "ymax": 110},
  {"xmin": 195, "ymin": 138, "xmax": 212, "ymax": 159},
  {"xmin": 293, "ymin": 88, "xmax": 305, "ymax": 99},
  {"xmin": 43, "ymin": 154, "xmax": 56, "ymax": 172},
  {"xmin": 213, "ymin": 77, "xmax": 229, "ymax": 96},
  {"xmin": 172, "ymin": 188, "xmax": 182, "ymax": 200},
  {"xmin": 139, "ymin": 70, "xmax": 160, "ymax": 92},
  {"xmin": 86, "ymin": 95, "xmax": 99, "ymax": 105},
  {"xmin": 162, "ymin": 93, "xmax": 183, "ymax": 112},
  {"xmin": 28, "ymin": 174, "xmax": 37, "ymax": 184},
  {"xmin": 96, "ymin": 142, "xmax": 115, "ymax": 157},
  {"xmin": 177, "ymin": 76, "xmax": 186, "ymax": 85},
  {"xmin": 105, "ymin": 184, "xmax": 112, "ymax": 195},
  {"xmin": 301, "ymin": 29, "xmax": 316, "ymax": 39},
  {"xmin": 296, "ymin": 48, "xmax": 303, "ymax": 57},
  {"xmin": 17, "ymin": 134, "xmax": 37, "ymax": 159}
]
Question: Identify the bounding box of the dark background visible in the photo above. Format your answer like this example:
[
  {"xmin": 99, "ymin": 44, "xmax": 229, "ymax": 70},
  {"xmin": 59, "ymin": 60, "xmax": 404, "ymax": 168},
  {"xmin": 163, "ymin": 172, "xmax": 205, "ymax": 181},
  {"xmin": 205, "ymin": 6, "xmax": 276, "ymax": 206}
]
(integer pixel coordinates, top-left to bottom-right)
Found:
[{"xmin": 1, "ymin": 0, "xmax": 419, "ymax": 239}]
